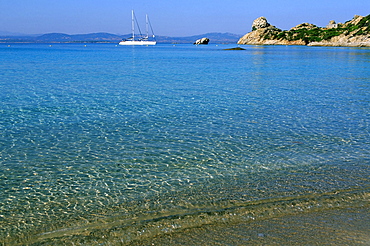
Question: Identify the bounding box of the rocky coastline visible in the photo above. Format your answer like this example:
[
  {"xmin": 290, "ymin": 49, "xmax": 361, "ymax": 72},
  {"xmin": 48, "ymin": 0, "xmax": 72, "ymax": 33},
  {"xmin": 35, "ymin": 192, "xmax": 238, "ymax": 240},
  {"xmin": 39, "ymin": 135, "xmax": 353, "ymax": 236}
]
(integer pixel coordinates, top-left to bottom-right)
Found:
[{"xmin": 238, "ymin": 15, "xmax": 370, "ymax": 47}]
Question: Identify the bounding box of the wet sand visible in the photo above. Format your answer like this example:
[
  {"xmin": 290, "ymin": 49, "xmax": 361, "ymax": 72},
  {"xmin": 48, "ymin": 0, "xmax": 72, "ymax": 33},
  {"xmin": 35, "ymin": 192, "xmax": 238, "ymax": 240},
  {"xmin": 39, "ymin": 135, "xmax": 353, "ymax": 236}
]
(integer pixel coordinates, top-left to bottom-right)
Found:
[{"xmin": 132, "ymin": 205, "xmax": 370, "ymax": 245}]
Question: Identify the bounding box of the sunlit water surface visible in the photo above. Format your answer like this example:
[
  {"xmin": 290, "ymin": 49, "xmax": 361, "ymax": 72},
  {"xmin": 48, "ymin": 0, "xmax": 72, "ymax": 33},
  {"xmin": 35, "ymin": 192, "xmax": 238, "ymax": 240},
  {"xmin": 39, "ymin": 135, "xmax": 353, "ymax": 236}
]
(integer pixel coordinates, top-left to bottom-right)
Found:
[{"xmin": 0, "ymin": 44, "xmax": 369, "ymax": 245}]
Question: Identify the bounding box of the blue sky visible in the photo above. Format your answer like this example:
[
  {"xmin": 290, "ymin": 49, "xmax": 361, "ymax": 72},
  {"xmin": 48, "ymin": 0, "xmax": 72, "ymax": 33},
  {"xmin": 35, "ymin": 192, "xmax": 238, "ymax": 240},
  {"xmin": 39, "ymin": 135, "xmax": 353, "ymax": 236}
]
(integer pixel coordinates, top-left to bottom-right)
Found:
[{"xmin": 0, "ymin": 0, "xmax": 369, "ymax": 36}]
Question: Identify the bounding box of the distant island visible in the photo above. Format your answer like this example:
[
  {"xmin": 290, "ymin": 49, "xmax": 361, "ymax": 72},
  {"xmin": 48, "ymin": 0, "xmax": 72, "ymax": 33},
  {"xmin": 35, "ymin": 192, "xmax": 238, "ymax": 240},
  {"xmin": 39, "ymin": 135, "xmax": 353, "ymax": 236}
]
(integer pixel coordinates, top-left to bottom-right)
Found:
[
  {"xmin": 0, "ymin": 32, "xmax": 240, "ymax": 44},
  {"xmin": 238, "ymin": 14, "xmax": 370, "ymax": 47}
]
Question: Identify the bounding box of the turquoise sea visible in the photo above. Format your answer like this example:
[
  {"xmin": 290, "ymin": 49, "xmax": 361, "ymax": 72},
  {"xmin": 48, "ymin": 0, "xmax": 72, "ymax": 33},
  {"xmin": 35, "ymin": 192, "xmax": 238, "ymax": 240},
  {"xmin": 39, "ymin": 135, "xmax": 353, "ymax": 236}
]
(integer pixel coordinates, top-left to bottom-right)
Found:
[{"xmin": 0, "ymin": 43, "xmax": 369, "ymax": 245}]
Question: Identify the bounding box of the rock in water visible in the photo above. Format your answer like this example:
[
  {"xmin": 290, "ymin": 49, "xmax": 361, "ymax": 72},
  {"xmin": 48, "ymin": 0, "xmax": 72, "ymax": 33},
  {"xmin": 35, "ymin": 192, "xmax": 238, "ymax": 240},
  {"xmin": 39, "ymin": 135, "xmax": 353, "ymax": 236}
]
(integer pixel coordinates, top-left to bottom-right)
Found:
[{"xmin": 194, "ymin": 38, "xmax": 210, "ymax": 45}]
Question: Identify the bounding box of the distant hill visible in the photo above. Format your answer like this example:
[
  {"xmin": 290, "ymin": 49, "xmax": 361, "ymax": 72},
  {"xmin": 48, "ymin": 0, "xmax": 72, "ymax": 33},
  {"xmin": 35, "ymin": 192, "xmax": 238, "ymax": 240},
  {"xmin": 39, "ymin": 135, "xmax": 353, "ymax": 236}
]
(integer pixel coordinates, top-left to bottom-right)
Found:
[
  {"xmin": 156, "ymin": 33, "xmax": 242, "ymax": 44},
  {"xmin": 0, "ymin": 32, "xmax": 241, "ymax": 44},
  {"xmin": 34, "ymin": 33, "xmax": 123, "ymax": 42},
  {"xmin": 0, "ymin": 32, "xmax": 123, "ymax": 43}
]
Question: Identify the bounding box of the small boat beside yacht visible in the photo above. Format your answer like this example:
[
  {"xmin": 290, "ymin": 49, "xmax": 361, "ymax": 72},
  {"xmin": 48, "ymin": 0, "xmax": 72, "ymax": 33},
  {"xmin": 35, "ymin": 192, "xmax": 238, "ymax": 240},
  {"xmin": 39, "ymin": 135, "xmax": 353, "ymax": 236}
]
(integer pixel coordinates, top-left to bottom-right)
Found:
[{"xmin": 119, "ymin": 10, "xmax": 156, "ymax": 45}]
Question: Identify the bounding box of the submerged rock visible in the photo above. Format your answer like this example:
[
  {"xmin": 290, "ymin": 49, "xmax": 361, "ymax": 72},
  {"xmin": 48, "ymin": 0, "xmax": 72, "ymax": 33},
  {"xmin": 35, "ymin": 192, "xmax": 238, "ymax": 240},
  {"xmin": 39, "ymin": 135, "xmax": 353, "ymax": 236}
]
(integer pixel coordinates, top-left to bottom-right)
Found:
[{"xmin": 223, "ymin": 47, "xmax": 246, "ymax": 50}]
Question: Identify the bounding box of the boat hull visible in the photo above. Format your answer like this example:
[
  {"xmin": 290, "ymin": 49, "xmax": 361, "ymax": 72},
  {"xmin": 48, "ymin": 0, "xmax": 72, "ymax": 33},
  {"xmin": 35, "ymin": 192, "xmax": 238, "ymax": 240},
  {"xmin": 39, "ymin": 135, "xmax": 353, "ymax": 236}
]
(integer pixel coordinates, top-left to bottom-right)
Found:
[{"xmin": 119, "ymin": 40, "xmax": 156, "ymax": 45}]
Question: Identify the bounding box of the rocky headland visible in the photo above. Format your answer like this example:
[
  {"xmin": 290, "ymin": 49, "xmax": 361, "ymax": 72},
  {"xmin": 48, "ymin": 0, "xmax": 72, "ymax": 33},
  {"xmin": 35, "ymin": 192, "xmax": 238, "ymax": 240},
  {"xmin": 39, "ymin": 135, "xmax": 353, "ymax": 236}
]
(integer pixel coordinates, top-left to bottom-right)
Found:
[{"xmin": 238, "ymin": 14, "xmax": 370, "ymax": 47}]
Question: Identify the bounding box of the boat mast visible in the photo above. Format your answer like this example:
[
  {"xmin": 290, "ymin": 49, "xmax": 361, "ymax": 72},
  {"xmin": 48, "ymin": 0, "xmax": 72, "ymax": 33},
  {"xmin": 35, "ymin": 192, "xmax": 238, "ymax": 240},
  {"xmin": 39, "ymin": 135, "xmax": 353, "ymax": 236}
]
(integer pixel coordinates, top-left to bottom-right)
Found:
[
  {"xmin": 131, "ymin": 10, "xmax": 135, "ymax": 40},
  {"xmin": 146, "ymin": 14, "xmax": 149, "ymax": 39}
]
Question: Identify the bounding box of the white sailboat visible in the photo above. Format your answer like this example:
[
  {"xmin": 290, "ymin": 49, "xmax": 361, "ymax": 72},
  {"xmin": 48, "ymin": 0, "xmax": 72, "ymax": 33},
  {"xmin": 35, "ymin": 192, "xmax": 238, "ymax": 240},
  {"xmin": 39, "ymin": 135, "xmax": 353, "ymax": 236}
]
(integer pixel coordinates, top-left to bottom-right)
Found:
[{"xmin": 119, "ymin": 10, "xmax": 156, "ymax": 45}]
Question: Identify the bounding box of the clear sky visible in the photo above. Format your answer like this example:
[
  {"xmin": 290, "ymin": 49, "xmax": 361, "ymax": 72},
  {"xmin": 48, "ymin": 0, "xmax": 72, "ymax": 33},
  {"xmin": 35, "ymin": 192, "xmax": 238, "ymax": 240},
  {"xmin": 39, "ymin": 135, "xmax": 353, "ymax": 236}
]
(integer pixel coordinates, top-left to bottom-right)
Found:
[{"xmin": 0, "ymin": 0, "xmax": 369, "ymax": 36}]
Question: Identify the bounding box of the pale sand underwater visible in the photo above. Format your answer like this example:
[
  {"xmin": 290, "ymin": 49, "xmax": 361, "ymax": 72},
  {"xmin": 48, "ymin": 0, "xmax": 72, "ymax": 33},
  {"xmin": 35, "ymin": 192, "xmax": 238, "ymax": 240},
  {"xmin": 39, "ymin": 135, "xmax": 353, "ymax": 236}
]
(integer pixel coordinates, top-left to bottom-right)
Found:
[
  {"xmin": 131, "ymin": 206, "xmax": 370, "ymax": 246},
  {"xmin": 32, "ymin": 205, "xmax": 370, "ymax": 245}
]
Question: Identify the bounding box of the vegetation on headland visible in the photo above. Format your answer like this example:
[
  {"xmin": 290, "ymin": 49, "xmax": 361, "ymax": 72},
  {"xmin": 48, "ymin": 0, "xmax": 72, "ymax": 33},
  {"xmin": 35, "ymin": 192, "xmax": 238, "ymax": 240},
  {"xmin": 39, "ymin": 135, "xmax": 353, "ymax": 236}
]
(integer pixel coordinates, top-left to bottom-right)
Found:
[
  {"xmin": 238, "ymin": 14, "xmax": 370, "ymax": 46},
  {"xmin": 269, "ymin": 15, "xmax": 370, "ymax": 44}
]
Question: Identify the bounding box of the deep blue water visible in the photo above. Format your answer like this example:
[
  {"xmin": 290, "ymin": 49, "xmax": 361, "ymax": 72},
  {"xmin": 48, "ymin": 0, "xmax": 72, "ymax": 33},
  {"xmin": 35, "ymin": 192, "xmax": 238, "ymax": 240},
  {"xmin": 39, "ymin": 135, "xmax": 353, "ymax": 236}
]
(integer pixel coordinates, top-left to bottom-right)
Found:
[{"xmin": 0, "ymin": 43, "xmax": 369, "ymax": 244}]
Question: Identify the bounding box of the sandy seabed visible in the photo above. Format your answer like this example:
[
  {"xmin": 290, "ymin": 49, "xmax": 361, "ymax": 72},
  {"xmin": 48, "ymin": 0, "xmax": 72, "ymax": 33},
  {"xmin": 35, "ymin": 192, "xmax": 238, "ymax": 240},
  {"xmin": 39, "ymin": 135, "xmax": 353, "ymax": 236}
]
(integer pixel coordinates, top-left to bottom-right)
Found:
[{"xmin": 131, "ymin": 205, "xmax": 370, "ymax": 246}]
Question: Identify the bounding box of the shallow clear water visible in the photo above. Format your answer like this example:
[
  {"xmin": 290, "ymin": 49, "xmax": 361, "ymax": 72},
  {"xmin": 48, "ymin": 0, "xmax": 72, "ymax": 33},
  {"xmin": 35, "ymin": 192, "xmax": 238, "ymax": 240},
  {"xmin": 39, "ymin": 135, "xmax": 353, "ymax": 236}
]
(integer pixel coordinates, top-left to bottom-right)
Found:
[{"xmin": 0, "ymin": 44, "xmax": 369, "ymax": 244}]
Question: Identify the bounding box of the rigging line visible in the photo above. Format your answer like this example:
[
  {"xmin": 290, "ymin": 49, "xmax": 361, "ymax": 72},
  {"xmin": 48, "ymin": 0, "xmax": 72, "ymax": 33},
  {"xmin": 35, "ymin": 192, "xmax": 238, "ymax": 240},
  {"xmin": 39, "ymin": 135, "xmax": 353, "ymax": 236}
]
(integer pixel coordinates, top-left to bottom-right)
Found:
[
  {"xmin": 147, "ymin": 15, "xmax": 156, "ymax": 38},
  {"xmin": 133, "ymin": 11, "xmax": 143, "ymax": 37}
]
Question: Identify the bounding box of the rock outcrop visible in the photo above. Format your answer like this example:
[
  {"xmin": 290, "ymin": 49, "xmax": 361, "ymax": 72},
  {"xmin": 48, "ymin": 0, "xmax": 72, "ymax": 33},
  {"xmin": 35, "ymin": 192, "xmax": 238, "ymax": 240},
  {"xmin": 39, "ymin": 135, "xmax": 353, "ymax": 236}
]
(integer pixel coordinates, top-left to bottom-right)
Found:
[
  {"xmin": 238, "ymin": 14, "xmax": 370, "ymax": 47},
  {"xmin": 194, "ymin": 37, "xmax": 209, "ymax": 45},
  {"xmin": 252, "ymin": 17, "xmax": 271, "ymax": 30},
  {"xmin": 238, "ymin": 17, "xmax": 289, "ymax": 45}
]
